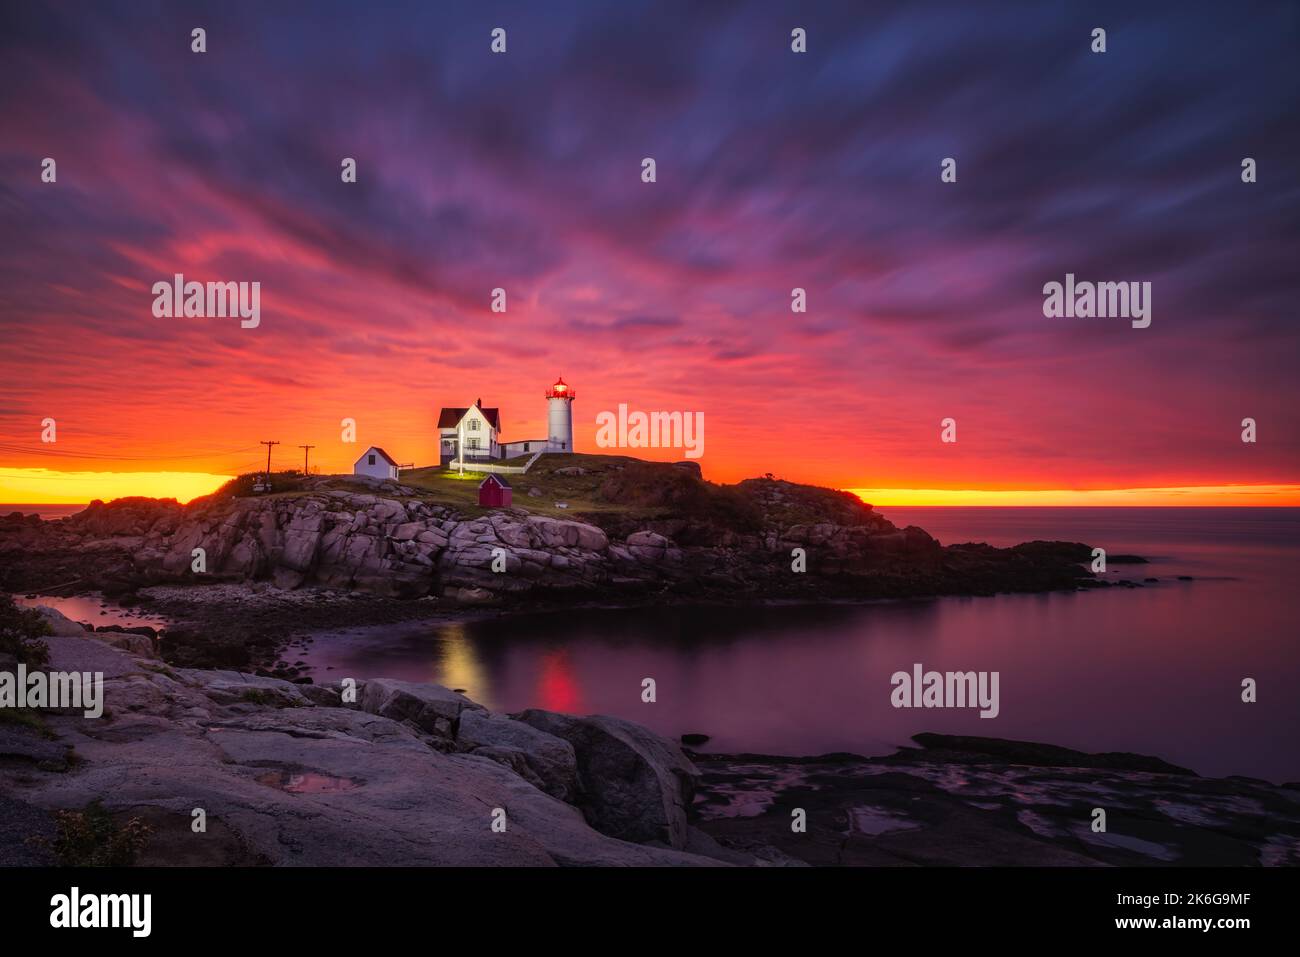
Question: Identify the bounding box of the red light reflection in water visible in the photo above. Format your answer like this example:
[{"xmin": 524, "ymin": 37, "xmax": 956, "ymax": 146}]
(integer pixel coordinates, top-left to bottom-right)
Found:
[{"xmin": 538, "ymin": 649, "xmax": 582, "ymax": 713}]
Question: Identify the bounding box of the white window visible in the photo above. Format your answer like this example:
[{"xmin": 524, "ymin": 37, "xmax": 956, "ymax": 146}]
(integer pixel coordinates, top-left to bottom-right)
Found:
[
  {"xmin": 468, "ymin": 419, "xmax": 479, "ymax": 432},
  {"xmin": 468, "ymin": 438, "xmax": 480, "ymax": 450}
]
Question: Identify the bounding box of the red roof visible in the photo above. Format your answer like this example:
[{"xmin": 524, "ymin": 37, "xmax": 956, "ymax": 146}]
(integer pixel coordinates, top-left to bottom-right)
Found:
[
  {"xmin": 360, "ymin": 446, "xmax": 399, "ymax": 466},
  {"xmin": 437, "ymin": 405, "xmax": 501, "ymax": 430}
]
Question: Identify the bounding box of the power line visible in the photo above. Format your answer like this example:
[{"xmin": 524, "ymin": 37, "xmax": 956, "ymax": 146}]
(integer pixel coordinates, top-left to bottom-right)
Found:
[{"xmin": 298, "ymin": 444, "xmax": 315, "ymax": 475}]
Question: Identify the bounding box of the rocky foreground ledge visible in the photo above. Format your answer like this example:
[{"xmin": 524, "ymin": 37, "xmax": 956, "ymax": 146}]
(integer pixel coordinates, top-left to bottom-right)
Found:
[
  {"xmin": 0, "ymin": 471, "xmax": 1135, "ymax": 610},
  {"xmin": 692, "ymin": 741, "xmax": 1300, "ymax": 867},
  {"xmin": 1, "ymin": 615, "xmax": 731, "ymax": 866},
  {"xmin": 4, "ymin": 617, "xmax": 1296, "ymax": 868}
]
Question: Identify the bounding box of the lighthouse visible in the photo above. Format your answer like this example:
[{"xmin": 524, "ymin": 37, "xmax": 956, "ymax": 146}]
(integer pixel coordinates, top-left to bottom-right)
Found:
[
  {"xmin": 438, "ymin": 377, "xmax": 578, "ymax": 462},
  {"xmin": 546, "ymin": 377, "xmax": 575, "ymax": 452}
]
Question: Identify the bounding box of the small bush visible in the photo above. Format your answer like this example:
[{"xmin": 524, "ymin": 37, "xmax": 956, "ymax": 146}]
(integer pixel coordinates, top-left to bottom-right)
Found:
[
  {"xmin": 0, "ymin": 594, "xmax": 51, "ymax": 668},
  {"xmin": 44, "ymin": 800, "xmax": 152, "ymax": 866},
  {"xmin": 195, "ymin": 470, "xmax": 307, "ymax": 503}
]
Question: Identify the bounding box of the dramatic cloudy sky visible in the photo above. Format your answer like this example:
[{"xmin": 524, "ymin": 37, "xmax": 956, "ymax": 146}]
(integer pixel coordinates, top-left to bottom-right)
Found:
[{"xmin": 1, "ymin": 0, "xmax": 1298, "ymax": 503}]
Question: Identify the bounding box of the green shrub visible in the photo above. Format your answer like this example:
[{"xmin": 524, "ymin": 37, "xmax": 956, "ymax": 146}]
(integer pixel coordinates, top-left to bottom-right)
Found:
[
  {"xmin": 595, "ymin": 462, "xmax": 763, "ymax": 532},
  {"xmin": 43, "ymin": 800, "xmax": 152, "ymax": 866},
  {"xmin": 0, "ymin": 594, "xmax": 51, "ymax": 668},
  {"xmin": 195, "ymin": 470, "xmax": 307, "ymax": 502}
]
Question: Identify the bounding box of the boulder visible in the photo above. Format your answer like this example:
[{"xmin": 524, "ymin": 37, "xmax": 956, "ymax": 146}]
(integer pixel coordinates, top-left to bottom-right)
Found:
[
  {"xmin": 360, "ymin": 678, "xmax": 484, "ymax": 739},
  {"xmin": 526, "ymin": 516, "xmax": 608, "ymax": 552},
  {"xmin": 42, "ymin": 635, "xmax": 149, "ymax": 679},
  {"xmin": 280, "ymin": 511, "xmax": 324, "ymax": 570},
  {"xmin": 191, "ymin": 671, "xmax": 316, "ymax": 708},
  {"xmin": 272, "ymin": 567, "xmax": 307, "ymax": 589},
  {"xmin": 442, "ymin": 586, "xmax": 497, "ymax": 605},
  {"xmin": 33, "ymin": 605, "xmax": 87, "ymax": 636},
  {"xmin": 513, "ymin": 709, "xmax": 700, "ymax": 849},
  {"xmin": 95, "ymin": 631, "xmax": 160, "ymax": 659},
  {"xmin": 626, "ymin": 530, "xmax": 670, "ymax": 562},
  {"xmin": 391, "ymin": 522, "xmax": 424, "ymax": 541},
  {"xmin": 458, "ymin": 710, "xmax": 578, "ymax": 801}
]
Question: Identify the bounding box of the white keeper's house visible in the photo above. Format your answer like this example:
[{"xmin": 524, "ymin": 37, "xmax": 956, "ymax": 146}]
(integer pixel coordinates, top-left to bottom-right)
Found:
[{"xmin": 438, "ymin": 377, "xmax": 576, "ymax": 465}]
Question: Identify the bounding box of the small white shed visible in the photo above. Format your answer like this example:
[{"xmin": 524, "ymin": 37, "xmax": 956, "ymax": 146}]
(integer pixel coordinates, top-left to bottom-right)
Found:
[{"xmin": 354, "ymin": 446, "xmax": 400, "ymax": 480}]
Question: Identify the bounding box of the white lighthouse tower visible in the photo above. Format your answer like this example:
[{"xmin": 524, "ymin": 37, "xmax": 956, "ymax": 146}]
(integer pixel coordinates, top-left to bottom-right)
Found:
[{"xmin": 545, "ymin": 377, "xmax": 575, "ymax": 452}]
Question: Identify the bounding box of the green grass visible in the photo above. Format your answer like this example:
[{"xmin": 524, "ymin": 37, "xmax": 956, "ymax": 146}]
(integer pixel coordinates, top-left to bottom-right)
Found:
[
  {"xmin": 399, "ymin": 454, "xmax": 682, "ymax": 520},
  {"xmin": 184, "ymin": 453, "xmax": 876, "ymax": 532},
  {"xmin": 498, "ymin": 453, "xmax": 537, "ymax": 466},
  {"xmin": 396, "ymin": 466, "xmax": 500, "ymax": 516}
]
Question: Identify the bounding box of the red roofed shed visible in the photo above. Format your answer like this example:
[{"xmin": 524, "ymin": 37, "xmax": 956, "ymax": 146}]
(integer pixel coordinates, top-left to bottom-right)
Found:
[{"xmin": 478, "ymin": 473, "xmax": 512, "ymax": 507}]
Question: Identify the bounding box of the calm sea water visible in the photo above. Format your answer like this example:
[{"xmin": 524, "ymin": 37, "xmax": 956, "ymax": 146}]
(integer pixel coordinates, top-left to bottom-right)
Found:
[
  {"xmin": 10, "ymin": 504, "xmax": 1296, "ymax": 781},
  {"xmin": 0, "ymin": 504, "xmax": 86, "ymax": 520},
  {"xmin": 294, "ymin": 507, "xmax": 1300, "ymax": 783}
]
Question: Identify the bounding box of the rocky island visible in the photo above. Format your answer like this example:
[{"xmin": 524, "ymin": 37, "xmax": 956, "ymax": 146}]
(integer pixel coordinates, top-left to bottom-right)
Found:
[
  {"xmin": 9, "ymin": 454, "xmax": 1263, "ymax": 869},
  {"xmin": 0, "ymin": 455, "xmax": 1135, "ymax": 661}
]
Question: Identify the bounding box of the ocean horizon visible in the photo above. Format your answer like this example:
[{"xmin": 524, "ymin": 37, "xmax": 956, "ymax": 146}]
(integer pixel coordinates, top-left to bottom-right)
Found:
[{"xmin": 1, "ymin": 504, "xmax": 91, "ymax": 520}]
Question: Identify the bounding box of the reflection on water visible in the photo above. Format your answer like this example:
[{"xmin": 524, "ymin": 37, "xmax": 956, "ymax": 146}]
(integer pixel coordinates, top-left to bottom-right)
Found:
[
  {"xmin": 14, "ymin": 593, "xmax": 169, "ymax": 630},
  {"xmin": 538, "ymin": 648, "xmax": 582, "ymax": 714},
  {"xmin": 297, "ymin": 508, "xmax": 1300, "ymax": 783},
  {"xmin": 437, "ymin": 623, "xmax": 489, "ymax": 699}
]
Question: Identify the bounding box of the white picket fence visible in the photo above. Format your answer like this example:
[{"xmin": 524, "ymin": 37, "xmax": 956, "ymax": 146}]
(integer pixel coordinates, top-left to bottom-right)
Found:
[{"xmin": 450, "ymin": 450, "xmax": 544, "ymax": 476}]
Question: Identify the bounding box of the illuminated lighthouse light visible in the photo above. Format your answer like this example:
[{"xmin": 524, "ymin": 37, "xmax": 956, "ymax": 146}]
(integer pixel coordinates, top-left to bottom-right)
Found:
[{"xmin": 439, "ymin": 377, "xmax": 576, "ymax": 464}]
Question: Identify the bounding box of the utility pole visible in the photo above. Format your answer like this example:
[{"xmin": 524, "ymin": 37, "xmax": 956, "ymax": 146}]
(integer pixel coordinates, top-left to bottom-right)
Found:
[
  {"xmin": 298, "ymin": 444, "xmax": 315, "ymax": 476},
  {"xmin": 260, "ymin": 440, "xmax": 280, "ymax": 476}
]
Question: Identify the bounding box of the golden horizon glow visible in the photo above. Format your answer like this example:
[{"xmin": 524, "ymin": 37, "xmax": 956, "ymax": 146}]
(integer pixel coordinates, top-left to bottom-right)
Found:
[
  {"xmin": 847, "ymin": 485, "xmax": 1300, "ymax": 507},
  {"xmin": 3, "ymin": 466, "xmax": 1300, "ymax": 508},
  {"xmin": 0, "ymin": 468, "xmax": 232, "ymax": 505}
]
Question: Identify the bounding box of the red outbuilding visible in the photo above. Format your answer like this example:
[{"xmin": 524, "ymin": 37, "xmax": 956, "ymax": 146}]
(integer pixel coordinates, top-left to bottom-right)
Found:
[{"xmin": 478, "ymin": 473, "xmax": 512, "ymax": 507}]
